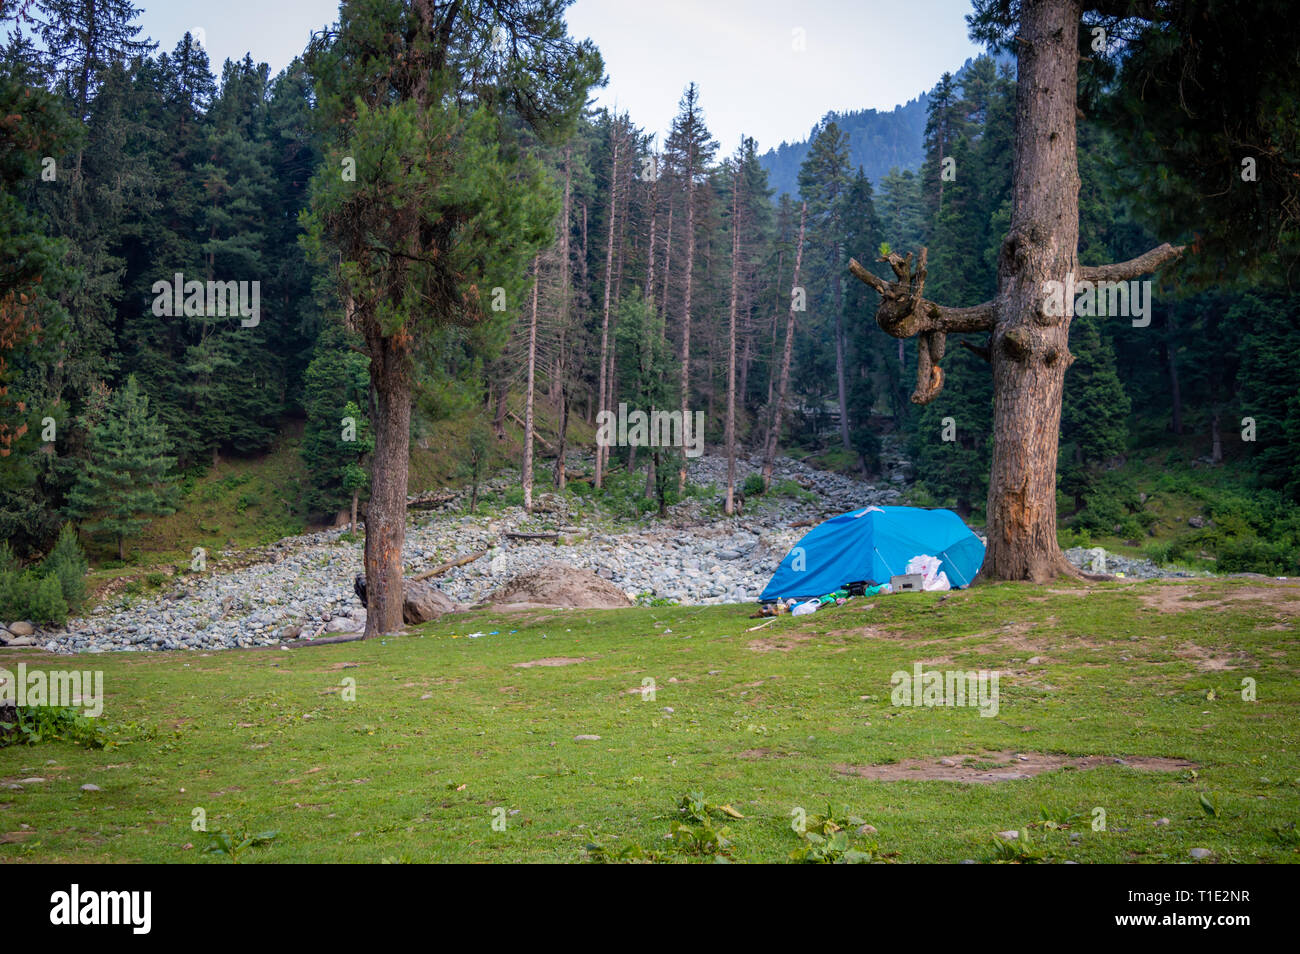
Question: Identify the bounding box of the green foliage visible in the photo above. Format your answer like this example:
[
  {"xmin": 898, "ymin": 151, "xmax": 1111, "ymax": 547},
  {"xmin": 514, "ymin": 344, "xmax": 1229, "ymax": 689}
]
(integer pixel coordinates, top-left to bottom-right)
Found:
[
  {"xmin": 0, "ymin": 706, "xmax": 105, "ymax": 749},
  {"xmin": 65, "ymin": 375, "xmax": 179, "ymax": 559},
  {"xmin": 42, "ymin": 524, "xmax": 88, "ymax": 613},
  {"xmin": 789, "ymin": 804, "xmax": 875, "ymax": 864},
  {"xmin": 0, "ymin": 524, "xmax": 88, "ymax": 625},
  {"xmin": 301, "ymin": 323, "xmax": 370, "ymax": 516},
  {"xmin": 202, "ymin": 828, "xmax": 279, "ymax": 863}
]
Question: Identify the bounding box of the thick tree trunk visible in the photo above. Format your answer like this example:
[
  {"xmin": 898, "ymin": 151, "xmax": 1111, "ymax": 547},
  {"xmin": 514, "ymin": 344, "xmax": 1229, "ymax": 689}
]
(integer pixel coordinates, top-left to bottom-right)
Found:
[
  {"xmin": 364, "ymin": 338, "xmax": 411, "ymax": 637},
  {"xmin": 982, "ymin": 0, "xmax": 1082, "ymax": 582},
  {"xmin": 523, "ymin": 254, "xmax": 540, "ymax": 512},
  {"xmin": 762, "ymin": 202, "xmax": 807, "ymax": 489}
]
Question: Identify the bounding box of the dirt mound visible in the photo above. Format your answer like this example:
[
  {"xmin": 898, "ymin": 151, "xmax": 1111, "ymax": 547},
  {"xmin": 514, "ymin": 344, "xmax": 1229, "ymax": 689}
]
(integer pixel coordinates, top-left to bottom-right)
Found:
[{"xmin": 488, "ymin": 562, "xmax": 632, "ymax": 610}]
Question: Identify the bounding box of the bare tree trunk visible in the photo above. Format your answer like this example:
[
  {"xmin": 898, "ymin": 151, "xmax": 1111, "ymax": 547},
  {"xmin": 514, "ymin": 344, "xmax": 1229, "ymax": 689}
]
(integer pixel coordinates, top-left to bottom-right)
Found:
[
  {"xmin": 350, "ymin": 489, "xmax": 358, "ymax": 534},
  {"xmin": 833, "ymin": 259, "xmax": 851, "ymax": 450},
  {"xmin": 554, "ymin": 385, "xmax": 568, "ymax": 489},
  {"xmin": 678, "ymin": 161, "xmax": 697, "ymax": 493},
  {"xmin": 982, "ymin": 0, "xmax": 1081, "ymax": 582},
  {"xmin": 595, "ymin": 128, "xmax": 621, "ymax": 489},
  {"xmin": 660, "ymin": 205, "xmax": 673, "ymax": 323},
  {"xmin": 363, "ymin": 336, "xmax": 411, "ymax": 637},
  {"xmin": 1210, "ymin": 411, "xmax": 1223, "ymax": 464},
  {"xmin": 725, "ymin": 155, "xmax": 741, "ymax": 515},
  {"xmin": 554, "ymin": 150, "xmax": 573, "ymax": 489},
  {"xmin": 523, "ymin": 254, "xmax": 540, "ymax": 512},
  {"xmin": 646, "ymin": 162, "xmax": 659, "ymax": 308},
  {"xmin": 762, "ymin": 202, "xmax": 807, "ymax": 489}
]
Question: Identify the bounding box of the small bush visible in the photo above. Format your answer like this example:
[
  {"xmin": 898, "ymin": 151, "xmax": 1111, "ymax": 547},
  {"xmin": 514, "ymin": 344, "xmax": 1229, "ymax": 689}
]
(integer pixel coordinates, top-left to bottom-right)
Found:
[
  {"xmin": 1216, "ymin": 538, "xmax": 1298, "ymax": 575},
  {"xmin": 29, "ymin": 573, "xmax": 69, "ymax": 626},
  {"xmin": 741, "ymin": 474, "xmax": 766, "ymax": 497},
  {"xmin": 42, "ymin": 524, "xmax": 88, "ymax": 613},
  {"xmin": 0, "ymin": 705, "xmax": 105, "ymax": 749}
]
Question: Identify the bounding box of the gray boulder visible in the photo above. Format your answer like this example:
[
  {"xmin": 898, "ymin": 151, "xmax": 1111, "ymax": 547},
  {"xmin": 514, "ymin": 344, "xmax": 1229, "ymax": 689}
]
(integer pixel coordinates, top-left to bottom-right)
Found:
[{"xmin": 402, "ymin": 581, "xmax": 459, "ymax": 624}]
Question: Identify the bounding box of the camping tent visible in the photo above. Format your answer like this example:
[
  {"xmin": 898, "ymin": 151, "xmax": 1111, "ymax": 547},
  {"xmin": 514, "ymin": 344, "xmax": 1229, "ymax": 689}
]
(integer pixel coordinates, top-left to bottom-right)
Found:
[{"xmin": 760, "ymin": 506, "xmax": 985, "ymax": 601}]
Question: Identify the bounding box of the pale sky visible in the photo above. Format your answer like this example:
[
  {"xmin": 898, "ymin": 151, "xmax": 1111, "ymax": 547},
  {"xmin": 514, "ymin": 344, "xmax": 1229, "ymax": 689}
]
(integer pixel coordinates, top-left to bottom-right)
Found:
[{"xmin": 129, "ymin": 0, "xmax": 984, "ymax": 152}]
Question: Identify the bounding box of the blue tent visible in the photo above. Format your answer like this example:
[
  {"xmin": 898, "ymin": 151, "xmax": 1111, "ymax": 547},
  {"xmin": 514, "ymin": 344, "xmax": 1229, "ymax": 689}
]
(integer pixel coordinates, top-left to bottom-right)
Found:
[{"xmin": 760, "ymin": 506, "xmax": 985, "ymax": 601}]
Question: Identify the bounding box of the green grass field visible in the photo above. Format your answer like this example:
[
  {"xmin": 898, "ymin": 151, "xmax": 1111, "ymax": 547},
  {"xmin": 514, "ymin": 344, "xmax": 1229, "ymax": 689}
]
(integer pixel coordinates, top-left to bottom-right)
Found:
[{"xmin": 2, "ymin": 578, "xmax": 1297, "ymax": 863}]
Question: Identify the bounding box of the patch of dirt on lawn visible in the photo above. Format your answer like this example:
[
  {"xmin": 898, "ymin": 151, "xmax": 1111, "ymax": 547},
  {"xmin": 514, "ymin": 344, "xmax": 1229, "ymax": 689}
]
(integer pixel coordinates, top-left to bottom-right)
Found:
[
  {"xmin": 1137, "ymin": 581, "xmax": 1300, "ymax": 615},
  {"xmin": 835, "ymin": 750, "xmax": 1197, "ymax": 783},
  {"xmin": 1173, "ymin": 642, "xmax": 1255, "ymax": 671},
  {"xmin": 737, "ymin": 748, "xmax": 792, "ymax": 759},
  {"xmin": 747, "ymin": 631, "xmax": 821, "ymax": 652},
  {"xmin": 512, "ymin": 656, "xmax": 589, "ymax": 668}
]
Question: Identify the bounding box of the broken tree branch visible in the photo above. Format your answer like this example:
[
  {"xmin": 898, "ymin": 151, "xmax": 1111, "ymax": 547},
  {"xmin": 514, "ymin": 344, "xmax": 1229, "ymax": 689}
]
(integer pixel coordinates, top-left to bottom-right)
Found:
[
  {"xmin": 1078, "ymin": 243, "xmax": 1185, "ymax": 283},
  {"xmin": 409, "ymin": 549, "xmax": 487, "ymax": 582},
  {"xmin": 849, "ymin": 248, "xmax": 995, "ymax": 405}
]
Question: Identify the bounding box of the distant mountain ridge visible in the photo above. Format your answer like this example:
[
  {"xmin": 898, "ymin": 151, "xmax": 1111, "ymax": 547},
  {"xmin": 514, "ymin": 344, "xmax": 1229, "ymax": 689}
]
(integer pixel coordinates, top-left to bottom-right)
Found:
[
  {"xmin": 759, "ymin": 96, "xmax": 928, "ymax": 200},
  {"xmin": 759, "ymin": 55, "xmax": 1014, "ymax": 199}
]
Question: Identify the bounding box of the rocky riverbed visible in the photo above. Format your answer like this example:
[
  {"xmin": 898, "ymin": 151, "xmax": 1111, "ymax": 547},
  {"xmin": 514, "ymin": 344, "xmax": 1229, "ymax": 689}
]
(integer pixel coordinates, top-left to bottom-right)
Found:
[
  {"xmin": 22, "ymin": 453, "xmax": 906, "ymax": 654},
  {"xmin": 5, "ymin": 450, "xmax": 1206, "ymax": 655}
]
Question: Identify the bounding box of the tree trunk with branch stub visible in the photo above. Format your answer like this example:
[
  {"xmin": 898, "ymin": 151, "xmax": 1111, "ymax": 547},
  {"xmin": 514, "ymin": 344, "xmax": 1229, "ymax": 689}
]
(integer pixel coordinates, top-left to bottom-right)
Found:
[{"xmin": 848, "ymin": 0, "xmax": 1183, "ymax": 582}]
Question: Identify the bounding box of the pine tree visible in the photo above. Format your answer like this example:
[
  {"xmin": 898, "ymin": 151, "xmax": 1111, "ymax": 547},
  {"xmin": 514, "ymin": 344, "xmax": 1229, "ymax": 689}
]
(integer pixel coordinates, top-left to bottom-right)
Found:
[
  {"xmin": 663, "ymin": 82, "xmax": 717, "ymax": 491},
  {"xmin": 66, "ymin": 375, "xmax": 178, "ymax": 559},
  {"xmin": 302, "ymin": 0, "xmax": 601, "ymax": 636},
  {"xmin": 1059, "ymin": 316, "xmax": 1130, "ymax": 513},
  {"xmin": 301, "ymin": 323, "xmax": 369, "ymax": 518},
  {"xmin": 797, "ymin": 121, "xmax": 854, "ymax": 449}
]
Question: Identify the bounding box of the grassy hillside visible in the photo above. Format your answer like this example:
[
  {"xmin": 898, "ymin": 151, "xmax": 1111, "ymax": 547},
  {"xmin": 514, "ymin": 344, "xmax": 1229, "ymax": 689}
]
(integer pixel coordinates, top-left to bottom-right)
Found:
[{"xmin": 3, "ymin": 578, "xmax": 1296, "ymax": 863}]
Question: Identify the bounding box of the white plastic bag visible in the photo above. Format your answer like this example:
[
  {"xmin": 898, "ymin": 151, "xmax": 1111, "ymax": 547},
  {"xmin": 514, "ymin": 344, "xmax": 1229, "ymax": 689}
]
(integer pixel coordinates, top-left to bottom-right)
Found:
[
  {"xmin": 905, "ymin": 554, "xmax": 952, "ymax": 592},
  {"xmin": 791, "ymin": 600, "xmax": 820, "ymax": 616}
]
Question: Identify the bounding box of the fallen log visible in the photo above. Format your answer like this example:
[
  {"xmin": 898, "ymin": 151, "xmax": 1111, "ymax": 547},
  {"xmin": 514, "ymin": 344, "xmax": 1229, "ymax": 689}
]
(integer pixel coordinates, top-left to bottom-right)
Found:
[
  {"xmin": 504, "ymin": 531, "xmax": 559, "ymax": 541},
  {"xmin": 508, "ymin": 410, "xmax": 556, "ymax": 450},
  {"xmin": 409, "ymin": 548, "xmax": 488, "ymax": 582},
  {"xmin": 407, "ymin": 491, "xmax": 457, "ymax": 510}
]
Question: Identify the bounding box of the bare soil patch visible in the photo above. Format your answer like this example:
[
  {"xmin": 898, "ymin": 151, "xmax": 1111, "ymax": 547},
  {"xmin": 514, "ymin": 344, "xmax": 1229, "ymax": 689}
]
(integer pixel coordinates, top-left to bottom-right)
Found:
[
  {"xmin": 747, "ymin": 631, "xmax": 821, "ymax": 652},
  {"xmin": 835, "ymin": 750, "xmax": 1196, "ymax": 783},
  {"xmin": 1137, "ymin": 581, "xmax": 1300, "ymax": 615},
  {"xmin": 512, "ymin": 656, "xmax": 589, "ymax": 669}
]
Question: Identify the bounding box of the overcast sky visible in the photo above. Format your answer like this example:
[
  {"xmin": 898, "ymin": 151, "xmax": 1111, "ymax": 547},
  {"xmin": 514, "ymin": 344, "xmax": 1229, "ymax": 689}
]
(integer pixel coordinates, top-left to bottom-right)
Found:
[{"xmin": 130, "ymin": 0, "xmax": 984, "ymax": 153}]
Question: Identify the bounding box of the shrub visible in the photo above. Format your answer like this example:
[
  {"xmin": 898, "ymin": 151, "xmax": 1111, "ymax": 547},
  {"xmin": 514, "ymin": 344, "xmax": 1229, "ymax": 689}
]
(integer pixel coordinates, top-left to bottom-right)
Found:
[
  {"xmin": 29, "ymin": 573, "xmax": 69, "ymax": 626},
  {"xmin": 741, "ymin": 474, "xmax": 766, "ymax": 497},
  {"xmin": 41, "ymin": 524, "xmax": 88, "ymax": 614},
  {"xmin": 1216, "ymin": 538, "xmax": 1299, "ymax": 575}
]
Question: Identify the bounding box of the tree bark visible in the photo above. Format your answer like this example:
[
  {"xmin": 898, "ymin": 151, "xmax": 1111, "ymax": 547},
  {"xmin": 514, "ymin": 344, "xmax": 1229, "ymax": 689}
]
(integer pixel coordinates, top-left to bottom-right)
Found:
[
  {"xmin": 980, "ymin": 0, "xmax": 1083, "ymax": 582},
  {"xmin": 762, "ymin": 202, "xmax": 807, "ymax": 489},
  {"xmin": 364, "ymin": 336, "xmax": 411, "ymax": 637}
]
